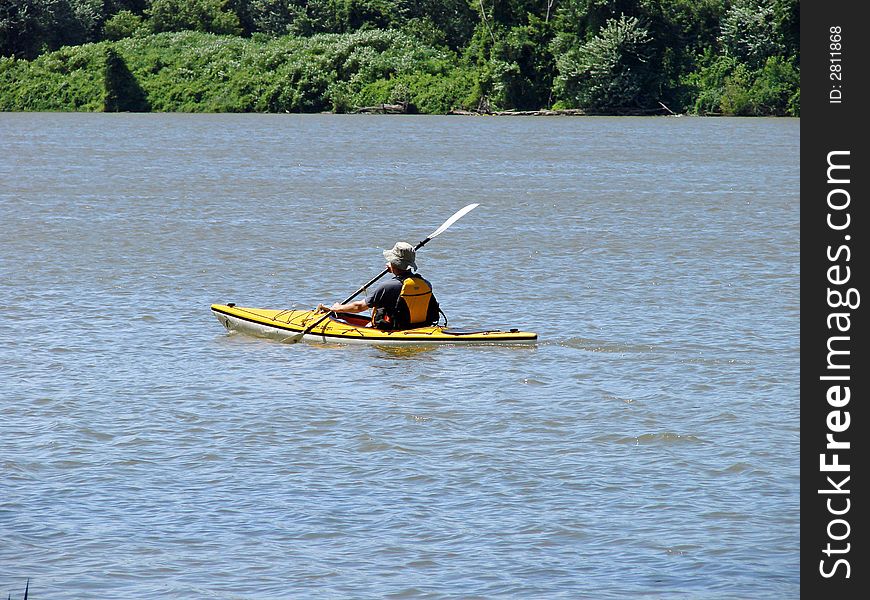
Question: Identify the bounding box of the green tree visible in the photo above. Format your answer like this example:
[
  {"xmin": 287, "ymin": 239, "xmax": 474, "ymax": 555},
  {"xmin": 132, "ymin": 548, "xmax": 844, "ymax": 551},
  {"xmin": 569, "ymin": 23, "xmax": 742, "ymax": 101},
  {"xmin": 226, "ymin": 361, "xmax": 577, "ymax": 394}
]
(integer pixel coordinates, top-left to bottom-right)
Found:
[
  {"xmin": 105, "ymin": 0, "xmax": 148, "ymax": 15},
  {"xmin": 746, "ymin": 54, "xmax": 798, "ymax": 115},
  {"xmin": 552, "ymin": 0, "xmax": 642, "ymax": 41},
  {"xmin": 685, "ymin": 50, "xmax": 735, "ymax": 114},
  {"xmin": 633, "ymin": 0, "xmax": 726, "ymax": 111},
  {"xmin": 287, "ymin": 0, "xmax": 398, "ymax": 35},
  {"xmin": 147, "ymin": 0, "xmax": 243, "ymax": 35},
  {"xmin": 1, "ymin": 0, "xmax": 51, "ymax": 57},
  {"xmin": 247, "ymin": 0, "xmax": 305, "ymax": 37},
  {"xmin": 719, "ymin": 0, "xmax": 785, "ymax": 68},
  {"xmin": 771, "ymin": 0, "xmax": 799, "ymax": 62},
  {"xmin": 402, "ymin": 0, "xmax": 475, "ymax": 50},
  {"xmin": 491, "ymin": 15, "xmax": 555, "ymax": 109},
  {"xmin": 1, "ymin": 0, "xmax": 105, "ymax": 58},
  {"xmin": 686, "ymin": 50, "xmax": 798, "ymax": 116},
  {"xmin": 103, "ymin": 9, "xmax": 145, "ymax": 40},
  {"xmin": 553, "ymin": 13, "xmax": 653, "ymax": 111}
]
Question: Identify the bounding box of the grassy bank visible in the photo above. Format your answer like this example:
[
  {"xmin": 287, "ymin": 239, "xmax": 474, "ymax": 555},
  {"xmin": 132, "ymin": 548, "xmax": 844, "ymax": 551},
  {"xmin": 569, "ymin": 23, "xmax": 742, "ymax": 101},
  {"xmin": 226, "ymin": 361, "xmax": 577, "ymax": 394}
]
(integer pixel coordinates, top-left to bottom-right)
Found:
[
  {"xmin": 0, "ymin": 1, "xmax": 800, "ymax": 115},
  {"xmin": 1, "ymin": 27, "xmax": 799, "ymax": 116},
  {"xmin": 0, "ymin": 29, "xmax": 479, "ymax": 113}
]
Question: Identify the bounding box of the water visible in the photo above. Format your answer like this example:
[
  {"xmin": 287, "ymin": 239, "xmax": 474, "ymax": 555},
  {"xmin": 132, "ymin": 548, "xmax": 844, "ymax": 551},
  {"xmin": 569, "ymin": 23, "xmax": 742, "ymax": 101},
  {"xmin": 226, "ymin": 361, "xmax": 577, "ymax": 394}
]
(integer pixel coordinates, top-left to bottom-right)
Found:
[{"xmin": 1, "ymin": 113, "xmax": 799, "ymax": 598}]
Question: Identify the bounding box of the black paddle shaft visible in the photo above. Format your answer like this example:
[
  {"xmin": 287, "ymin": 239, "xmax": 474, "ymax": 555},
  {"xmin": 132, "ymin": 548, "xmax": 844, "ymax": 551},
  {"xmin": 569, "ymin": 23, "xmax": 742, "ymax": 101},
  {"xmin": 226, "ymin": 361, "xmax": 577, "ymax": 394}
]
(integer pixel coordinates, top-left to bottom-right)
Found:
[
  {"xmin": 334, "ymin": 236, "xmax": 431, "ymax": 305},
  {"xmin": 297, "ymin": 202, "xmax": 477, "ymax": 340}
]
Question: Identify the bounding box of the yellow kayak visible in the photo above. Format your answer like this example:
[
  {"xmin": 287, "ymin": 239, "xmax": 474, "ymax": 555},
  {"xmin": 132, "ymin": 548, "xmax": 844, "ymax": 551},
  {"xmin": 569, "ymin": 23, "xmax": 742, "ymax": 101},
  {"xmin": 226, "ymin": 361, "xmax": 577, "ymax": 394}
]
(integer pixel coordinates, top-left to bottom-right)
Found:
[{"xmin": 211, "ymin": 304, "xmax": 537, "ymax": 345}]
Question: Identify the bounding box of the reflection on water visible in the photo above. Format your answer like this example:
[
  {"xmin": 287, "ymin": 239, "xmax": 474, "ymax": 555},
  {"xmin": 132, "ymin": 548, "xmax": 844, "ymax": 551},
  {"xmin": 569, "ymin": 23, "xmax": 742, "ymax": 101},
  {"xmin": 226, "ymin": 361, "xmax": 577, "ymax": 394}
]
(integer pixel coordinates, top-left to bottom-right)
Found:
[{"xmin": 373, "ymin": 344, "xmax": 442, "ymax": 358}]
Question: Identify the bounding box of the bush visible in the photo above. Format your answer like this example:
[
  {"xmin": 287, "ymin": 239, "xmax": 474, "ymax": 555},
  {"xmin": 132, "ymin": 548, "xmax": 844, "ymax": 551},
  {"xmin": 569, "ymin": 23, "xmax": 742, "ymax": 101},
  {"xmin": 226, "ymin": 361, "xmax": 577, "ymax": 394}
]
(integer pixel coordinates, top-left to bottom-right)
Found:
[
  {"xmin": 247, "ymin": 0, "xmax": 304, "ymax": 37},
  {"xmin": 553, "ymin": 14, "xmax": 653, "ymax": 112},
  {"xmin": 687, "ymin": 52, "xmax": 799, "ymax": 116},
  {"xmin": 747, "ymin": 55, "xmax": 800, "ymax": 116},
  {"xmin": 0, "ymin": 42, "xmax": 105, "ymax": 110},
  {"xmin": 1, "ymin": 0, "xmax": 106, "ymax": 59},
  {"xmin": 103, "ymin": 44, "xmax": 150, "ymax": 110},
  {"xmin": 719, "ymin": 0, "xmax": 785, "ymax": 69},
  {"xmin": 489, "ymin": 17, "xmax": 555, "ymax": 110},
  {"xmin": 685, "ymin": 52, "xmax": 737, "ymax": 115},
  {"xmin": 103, "ymin": 10, "xmax": 145, "ymax": 41},
  {"xmin": 147, "ymin": 0, "xmax": 243, "ymax": 36}
]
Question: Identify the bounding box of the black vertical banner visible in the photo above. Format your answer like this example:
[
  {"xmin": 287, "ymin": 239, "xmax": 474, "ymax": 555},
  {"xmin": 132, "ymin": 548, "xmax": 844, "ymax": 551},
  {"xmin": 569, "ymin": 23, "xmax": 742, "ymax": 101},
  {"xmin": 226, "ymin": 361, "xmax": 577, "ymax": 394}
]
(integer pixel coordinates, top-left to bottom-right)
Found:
[{"xmin": 802, "ymin": 1, "xmax": 867, "ymax": 597}]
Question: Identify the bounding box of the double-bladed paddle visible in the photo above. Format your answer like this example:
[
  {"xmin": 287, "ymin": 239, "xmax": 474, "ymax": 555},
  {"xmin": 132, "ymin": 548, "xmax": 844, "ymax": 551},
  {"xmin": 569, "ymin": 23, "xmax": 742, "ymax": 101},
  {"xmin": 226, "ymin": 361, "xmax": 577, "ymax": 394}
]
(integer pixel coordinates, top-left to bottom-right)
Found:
[{"xmin": 290, "ymin": 203, "xmax": 480, "ymax": 343}]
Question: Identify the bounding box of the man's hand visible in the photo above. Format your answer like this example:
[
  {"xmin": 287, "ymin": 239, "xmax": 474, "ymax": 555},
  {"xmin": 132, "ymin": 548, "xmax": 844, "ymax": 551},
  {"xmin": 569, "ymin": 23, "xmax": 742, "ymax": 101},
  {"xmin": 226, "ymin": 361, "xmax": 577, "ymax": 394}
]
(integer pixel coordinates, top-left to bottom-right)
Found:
[{"xmin": 316, "ymin": 299, "xmax": 367, "ymax": 314}]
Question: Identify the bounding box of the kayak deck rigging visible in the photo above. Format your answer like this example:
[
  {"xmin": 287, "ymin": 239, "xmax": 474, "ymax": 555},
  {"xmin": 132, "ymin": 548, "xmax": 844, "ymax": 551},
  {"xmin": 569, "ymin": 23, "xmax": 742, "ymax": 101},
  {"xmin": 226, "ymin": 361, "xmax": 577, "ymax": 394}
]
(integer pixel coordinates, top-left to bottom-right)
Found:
[{"xmin": 211, "ymin": 304, "xmax": 537, "ymax": 345}]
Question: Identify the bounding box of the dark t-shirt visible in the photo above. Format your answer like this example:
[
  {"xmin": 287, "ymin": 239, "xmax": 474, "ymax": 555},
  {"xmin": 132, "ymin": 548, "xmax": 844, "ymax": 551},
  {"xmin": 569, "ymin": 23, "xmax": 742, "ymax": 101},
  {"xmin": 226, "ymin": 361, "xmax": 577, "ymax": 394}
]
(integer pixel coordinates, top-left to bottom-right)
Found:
[
  {"xmin": 365, "ymin": 273, "xmax": 435, "ymax": 324},
  {"xmin": 366, "ymin": 273, "xmax": 433, "ymax": 310}
]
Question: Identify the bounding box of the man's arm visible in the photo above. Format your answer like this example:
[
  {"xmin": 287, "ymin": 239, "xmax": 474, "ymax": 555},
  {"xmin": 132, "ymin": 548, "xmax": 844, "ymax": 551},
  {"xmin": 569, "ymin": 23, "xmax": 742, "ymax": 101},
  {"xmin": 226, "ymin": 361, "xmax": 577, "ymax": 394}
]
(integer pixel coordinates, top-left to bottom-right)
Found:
[{"xmin": 316, "ymin": 299, "xmax": 369, "ymax": 314}]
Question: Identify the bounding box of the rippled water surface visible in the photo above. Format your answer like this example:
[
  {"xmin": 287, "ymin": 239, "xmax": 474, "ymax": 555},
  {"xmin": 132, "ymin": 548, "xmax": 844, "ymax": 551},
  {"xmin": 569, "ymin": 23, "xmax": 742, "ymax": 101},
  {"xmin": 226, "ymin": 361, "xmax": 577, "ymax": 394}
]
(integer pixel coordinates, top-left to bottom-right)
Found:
[{"xmin": 1, "ymin": 113, "xmax": 799, "ymax": 598}]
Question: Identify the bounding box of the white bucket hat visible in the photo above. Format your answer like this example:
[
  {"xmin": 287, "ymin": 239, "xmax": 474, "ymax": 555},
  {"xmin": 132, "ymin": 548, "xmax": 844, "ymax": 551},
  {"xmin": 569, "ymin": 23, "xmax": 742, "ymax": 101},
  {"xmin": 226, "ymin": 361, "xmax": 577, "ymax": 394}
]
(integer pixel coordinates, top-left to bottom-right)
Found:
[{"xmin": 383, "ymin": 242, "xmax": 417, "ymax": 271}]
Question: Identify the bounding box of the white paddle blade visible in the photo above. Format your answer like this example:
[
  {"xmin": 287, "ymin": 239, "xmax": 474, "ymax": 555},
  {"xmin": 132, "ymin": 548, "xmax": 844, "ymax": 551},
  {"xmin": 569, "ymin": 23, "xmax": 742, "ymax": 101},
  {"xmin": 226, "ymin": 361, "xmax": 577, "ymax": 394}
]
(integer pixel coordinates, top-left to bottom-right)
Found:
[{"xmin": 427, "ymin": 203, "xmax": 479, "ymax": 239}]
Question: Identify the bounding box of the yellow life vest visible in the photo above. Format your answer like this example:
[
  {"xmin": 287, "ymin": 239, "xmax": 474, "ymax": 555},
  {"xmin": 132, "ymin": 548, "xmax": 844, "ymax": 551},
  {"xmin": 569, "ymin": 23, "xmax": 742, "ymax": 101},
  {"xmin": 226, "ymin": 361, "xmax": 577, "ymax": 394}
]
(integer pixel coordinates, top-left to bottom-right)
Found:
[
  {"xmin": 399, "ymin": 276, "xmax": 433, "ymax": 325},
  {"xmin": 371, "ymin": 275, "xmax": 437, "ymax": 330}
]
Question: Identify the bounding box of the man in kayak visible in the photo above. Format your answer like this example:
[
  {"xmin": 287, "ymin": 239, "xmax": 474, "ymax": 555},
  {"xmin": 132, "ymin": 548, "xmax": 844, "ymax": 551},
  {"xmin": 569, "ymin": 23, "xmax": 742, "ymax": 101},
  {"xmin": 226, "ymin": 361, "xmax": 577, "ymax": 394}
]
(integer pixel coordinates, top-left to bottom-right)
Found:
[{"xmin": 316, "ymin": 242, "xmax": 440, "ymax": 329}]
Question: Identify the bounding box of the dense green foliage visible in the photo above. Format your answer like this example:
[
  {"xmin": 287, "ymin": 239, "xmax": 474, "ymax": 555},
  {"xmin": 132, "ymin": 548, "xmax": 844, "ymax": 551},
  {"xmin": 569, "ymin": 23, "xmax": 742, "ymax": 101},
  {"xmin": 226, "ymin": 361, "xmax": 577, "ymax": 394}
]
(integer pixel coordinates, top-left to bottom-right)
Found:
[
  {"xmin": 1, "ymin": 0, "xmax": 800, "ymax": 115},
  {"xmin": 104, "ymin": 45, "xmax": 150, "ymax": 110},
  {"xmin": 0, "ymin": 30, "xmax": 476, "ymax": 112}
]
